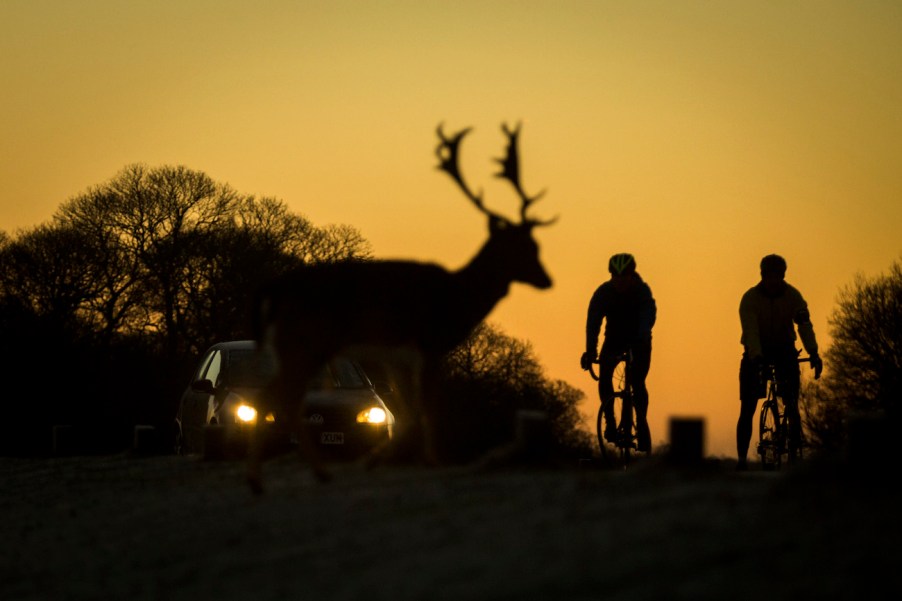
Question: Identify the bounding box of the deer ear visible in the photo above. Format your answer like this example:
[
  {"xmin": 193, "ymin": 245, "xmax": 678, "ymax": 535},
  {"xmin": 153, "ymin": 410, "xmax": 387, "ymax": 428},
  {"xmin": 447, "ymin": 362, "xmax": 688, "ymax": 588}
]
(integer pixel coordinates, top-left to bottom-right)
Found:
[{"xmin": 488, "ymin": 215, "xmax": 510, "ymax": 234}]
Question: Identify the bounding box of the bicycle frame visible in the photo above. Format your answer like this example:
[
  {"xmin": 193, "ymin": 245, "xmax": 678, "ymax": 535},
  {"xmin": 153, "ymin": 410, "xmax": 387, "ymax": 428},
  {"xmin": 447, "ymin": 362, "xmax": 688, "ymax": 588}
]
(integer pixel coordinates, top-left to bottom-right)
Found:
[
  {"xmin": 589, "ymin": 350, "xmax": 638, "ymax": 467},
  {"xmin": 757, "ymin": 356, "xmax": 810, "ymax": 471}
]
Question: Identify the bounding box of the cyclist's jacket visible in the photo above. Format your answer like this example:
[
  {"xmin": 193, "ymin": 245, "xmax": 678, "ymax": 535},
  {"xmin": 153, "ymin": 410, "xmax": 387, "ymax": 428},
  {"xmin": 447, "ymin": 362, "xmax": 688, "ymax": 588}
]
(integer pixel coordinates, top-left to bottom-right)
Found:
[
  {"xmin": 585, "ymin": 273, "xmax": 656, "ymax": 354},
  {"xmin": 739, "ymin": 280, "xmax": 818, "ymax": 359}
]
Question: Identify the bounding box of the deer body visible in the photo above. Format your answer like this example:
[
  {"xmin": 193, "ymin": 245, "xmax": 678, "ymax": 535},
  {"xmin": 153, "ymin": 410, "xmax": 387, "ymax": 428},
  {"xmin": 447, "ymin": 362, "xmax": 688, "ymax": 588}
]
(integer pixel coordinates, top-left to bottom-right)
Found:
[{"xmin": 246, "ymin": 123, "xmax": 554, "ymax": 493}]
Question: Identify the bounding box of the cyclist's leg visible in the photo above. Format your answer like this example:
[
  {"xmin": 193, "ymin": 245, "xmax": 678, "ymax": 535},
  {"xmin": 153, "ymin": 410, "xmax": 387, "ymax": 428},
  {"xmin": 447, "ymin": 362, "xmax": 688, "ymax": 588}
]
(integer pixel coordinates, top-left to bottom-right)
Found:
[
  {"xmin": 783, "ymin": 397, "xmax": 802, "ymax": 458},
  {"xmin": 629, "ymin": 340, "xmax": 652, "ymax": 451},
  {"xmin": 737, "ymin": 352, "xmax": 761, "ymax": 465},
  {"xmin": 597, "ymin": 342, "xmax": 619, "ymax": 439},
  {"xmin": 776, "ymin": 353, "xmax": 802, "ymax": 457}
]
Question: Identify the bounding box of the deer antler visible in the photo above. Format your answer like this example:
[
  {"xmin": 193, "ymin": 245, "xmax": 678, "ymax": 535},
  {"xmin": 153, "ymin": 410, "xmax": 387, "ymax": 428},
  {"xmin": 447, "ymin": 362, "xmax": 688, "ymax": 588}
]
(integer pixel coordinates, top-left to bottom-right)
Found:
[
  {"xmin": 495, "ymin": 122, "xmax": 557, "ymax": 227},
  {"xmin": 435, "ymin": 124, "xmax": 504, "ymax": 221},
  {"xmin": 436, "ymin": 122, "xmax": 556, "ymax": 226}
]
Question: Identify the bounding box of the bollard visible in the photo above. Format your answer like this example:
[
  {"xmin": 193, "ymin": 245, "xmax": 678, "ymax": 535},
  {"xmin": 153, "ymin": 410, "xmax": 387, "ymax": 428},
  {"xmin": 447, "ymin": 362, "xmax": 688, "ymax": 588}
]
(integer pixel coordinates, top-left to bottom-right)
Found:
[
  {"xmin": 668, "ymin": 417, "xmax": 705, "ymax": 466},
  {"xmin": 133, "ymin": 425, "xmax": 157, "ymax": 455},
  {"xmin": 515, "ymin": 410, "xmax": 551, "ymax": 459}
]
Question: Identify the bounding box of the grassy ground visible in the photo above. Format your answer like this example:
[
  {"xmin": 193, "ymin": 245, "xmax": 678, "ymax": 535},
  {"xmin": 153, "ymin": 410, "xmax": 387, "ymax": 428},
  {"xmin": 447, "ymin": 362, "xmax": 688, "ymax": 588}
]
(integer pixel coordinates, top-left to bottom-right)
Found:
[{"xmin": 1, "ymin": 450, "xmax": 897, "ymax": 600}]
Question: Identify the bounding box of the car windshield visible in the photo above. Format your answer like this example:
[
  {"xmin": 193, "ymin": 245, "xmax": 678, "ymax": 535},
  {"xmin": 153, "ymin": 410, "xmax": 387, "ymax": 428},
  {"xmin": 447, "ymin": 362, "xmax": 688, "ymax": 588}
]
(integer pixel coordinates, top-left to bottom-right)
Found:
[{"xmin": 226, "ymin": 349, "xmax": 370, "ymax": 390}]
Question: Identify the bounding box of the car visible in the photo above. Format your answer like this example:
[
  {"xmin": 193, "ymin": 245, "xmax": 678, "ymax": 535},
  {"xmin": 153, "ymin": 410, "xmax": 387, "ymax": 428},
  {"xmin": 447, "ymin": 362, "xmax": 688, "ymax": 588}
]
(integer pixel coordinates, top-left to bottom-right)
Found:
[{"xmin": 174, "ymin": 340, "xmax": 395, "ymax": 459}]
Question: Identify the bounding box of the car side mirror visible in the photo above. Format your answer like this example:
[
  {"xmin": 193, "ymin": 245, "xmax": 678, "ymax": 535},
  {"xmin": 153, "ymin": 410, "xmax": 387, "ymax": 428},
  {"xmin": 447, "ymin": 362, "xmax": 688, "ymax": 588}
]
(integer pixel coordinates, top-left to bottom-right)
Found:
[
  {"xmin": 372, "ymin": 380, "xmax": 394, "ymax": 397},
  {"xmin": 191, "ymin": 379, "xmax": 215, "ymax": 395}
]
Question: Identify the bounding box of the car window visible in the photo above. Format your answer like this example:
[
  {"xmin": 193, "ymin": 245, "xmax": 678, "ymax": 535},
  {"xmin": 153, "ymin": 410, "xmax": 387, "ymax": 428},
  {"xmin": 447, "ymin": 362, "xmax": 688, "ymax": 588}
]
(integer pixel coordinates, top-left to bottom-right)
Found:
[
  {"xmin": 227, "ymin": 349, "xmax": 270, "ymax": 387},
  {"xmin": 224, "ymin": 348, "xmax": 304, "ymax": 388},
  {"xmin": 202, "ymin": 351, "xmax": 223, "ymax": 387},
  {"xmin": 330, "ymin": 358, "xmax": 370, "ymax": 388},
  {"xmin": 209, "ymin": 346, "xmax": 371, "ymax": 390},
  {"xmin": 193, "ymin": 350, "xmax": 214, "ymax": 381}
]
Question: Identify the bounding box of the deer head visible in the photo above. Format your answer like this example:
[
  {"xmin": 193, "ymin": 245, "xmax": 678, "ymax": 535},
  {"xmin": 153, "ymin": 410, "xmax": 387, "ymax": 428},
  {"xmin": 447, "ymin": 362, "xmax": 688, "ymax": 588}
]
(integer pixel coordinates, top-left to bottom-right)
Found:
[{"xmin": 435, "ymin": 122, "xmax": 556, "ymax": 289}]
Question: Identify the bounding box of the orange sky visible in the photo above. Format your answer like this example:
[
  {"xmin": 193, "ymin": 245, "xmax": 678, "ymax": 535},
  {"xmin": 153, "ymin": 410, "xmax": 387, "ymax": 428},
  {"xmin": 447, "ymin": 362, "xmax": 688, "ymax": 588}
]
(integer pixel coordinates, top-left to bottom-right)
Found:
[{"xmin": 3, "ymin": 1, "xmax": 901, "ymax": 458}]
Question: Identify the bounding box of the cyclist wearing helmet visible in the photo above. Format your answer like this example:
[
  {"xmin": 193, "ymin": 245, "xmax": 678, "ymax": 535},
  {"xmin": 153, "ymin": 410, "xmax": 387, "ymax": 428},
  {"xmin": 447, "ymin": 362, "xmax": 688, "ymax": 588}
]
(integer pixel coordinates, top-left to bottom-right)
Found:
[
  {"xmin": 736, "ymin": 254, "xmax": 823, "ymax": 470},
  {"xmin": 581, "ymin": 253, "xmax": 657, "ymax": 452}
]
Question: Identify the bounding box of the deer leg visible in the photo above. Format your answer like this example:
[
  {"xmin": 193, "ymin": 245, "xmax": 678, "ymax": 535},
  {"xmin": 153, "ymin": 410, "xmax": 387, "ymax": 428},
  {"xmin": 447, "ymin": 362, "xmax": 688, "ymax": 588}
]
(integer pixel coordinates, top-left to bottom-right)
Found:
[
  {"xmin": 363, "ymin": 367, "xmax": 410, "ymax": 469},
  {"xmin": 246, "ymin": 395, "xmax": 270, "ymax": 495},
  {"xmin": 368, "ymin": 360, "xmax": 441, "ymax": 468},
  {"xmin": 419, "ymin": 360, "xmax": 441, "ymax": 467},
  {"xmin": 394, "ymin": 365, "xmax": 426, "ymax": 464},
  {"xmin": 362, "ymin": 363, "xmax": 402, "ymax": 470},
  {"xmin": 247, "ymin": 360, "xmax": 331, "ymax": 494},
  {"xmin": 275, "ymin": 361, "xmax": 332, "ymax": 484},
  {"xmin": 288, "ymin": 397, "xmax": 332, "ymax": 485},
  {"xmin": 363, "ymin": 360, "xmax": 422, "ymax": 468}
]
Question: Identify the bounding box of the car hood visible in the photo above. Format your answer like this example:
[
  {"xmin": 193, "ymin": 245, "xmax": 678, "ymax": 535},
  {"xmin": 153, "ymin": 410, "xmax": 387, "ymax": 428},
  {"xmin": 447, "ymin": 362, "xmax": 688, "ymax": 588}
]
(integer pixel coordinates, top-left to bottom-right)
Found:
[
  {"xmin": 226, "ymin": 385, "xmax": 387, "ymax": 410},
  {"xmin": 304, "ymin": 387, "xmax": 387, "ymax": 409}
]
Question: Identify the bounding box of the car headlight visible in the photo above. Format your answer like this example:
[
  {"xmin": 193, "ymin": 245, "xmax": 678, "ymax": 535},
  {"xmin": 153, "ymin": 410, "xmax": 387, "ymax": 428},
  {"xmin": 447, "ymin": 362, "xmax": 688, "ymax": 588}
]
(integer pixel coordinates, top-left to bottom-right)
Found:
[
  {"xmin": 356, "ymin": 407, "xmax": 387, "ymax": 425},
  {"xmin": 235, "ymin": 404, "xmax": 258, "ymax": 423}
]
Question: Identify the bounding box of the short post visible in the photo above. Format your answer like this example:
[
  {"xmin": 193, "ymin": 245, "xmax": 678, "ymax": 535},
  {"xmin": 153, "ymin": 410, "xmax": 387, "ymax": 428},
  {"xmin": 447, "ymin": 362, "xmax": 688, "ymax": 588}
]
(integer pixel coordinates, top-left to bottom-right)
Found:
[
  {"xmin": 515, "ymin": 409, "xmax": 551, "ymax": 459},
  {"xmin": 668, "ymin": 417, "xmax": 705, "ymax": 466},
  {"xmin": 133, "ymin": 425, "xmax": 157, "ymax": 455}
]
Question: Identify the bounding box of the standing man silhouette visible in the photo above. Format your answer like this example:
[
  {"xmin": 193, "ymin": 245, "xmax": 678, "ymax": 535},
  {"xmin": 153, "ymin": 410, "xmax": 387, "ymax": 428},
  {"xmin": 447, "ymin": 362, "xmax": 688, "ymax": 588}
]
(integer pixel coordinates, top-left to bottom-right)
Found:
[
  {"xmin": 581, "ymin": 253, "xmax": 657, "ymax": 452},
  {"xmin": 736, "ymin": 254, "xmax": 823, "ymax": 470}
]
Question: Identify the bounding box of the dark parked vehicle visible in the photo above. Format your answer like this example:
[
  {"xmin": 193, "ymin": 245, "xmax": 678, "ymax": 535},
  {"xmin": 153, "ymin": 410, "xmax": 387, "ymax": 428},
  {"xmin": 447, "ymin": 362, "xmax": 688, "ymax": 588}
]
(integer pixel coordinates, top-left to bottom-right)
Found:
[{"xmin": 175, "ymin": 340, "xmax": 394, "ymax": 458}]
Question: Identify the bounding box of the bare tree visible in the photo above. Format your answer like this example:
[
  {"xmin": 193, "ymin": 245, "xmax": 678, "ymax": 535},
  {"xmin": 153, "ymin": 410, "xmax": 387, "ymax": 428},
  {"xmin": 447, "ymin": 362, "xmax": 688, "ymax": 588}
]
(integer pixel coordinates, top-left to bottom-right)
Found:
[
  {"xmin": 56, "ymin": 164, "xmax": 242, "ymax": 354},
  {"xmin": 233, "ymin": 197, "xmax": 372, "ymax": 265},
  {"xmin": 51, "ymin": 164, "xmax": 372, "ymax": 355},
  {"xmin": 0, "ymin": 165, "xmax": 373, "ymax": 454},
  {"xmin": 803, "ymin": 256, "xmax": 902, "ymax": 450},
  {"xmin": 444, "ymin": 321, "xmax": 543, "ymax": 390},
  {"xmin": 439, "ymin": 321, "xmax": 593, "ymax": 461},
  {"xmin": 0, "ymin": 224, "xmax": 99, "ymax": 335}
]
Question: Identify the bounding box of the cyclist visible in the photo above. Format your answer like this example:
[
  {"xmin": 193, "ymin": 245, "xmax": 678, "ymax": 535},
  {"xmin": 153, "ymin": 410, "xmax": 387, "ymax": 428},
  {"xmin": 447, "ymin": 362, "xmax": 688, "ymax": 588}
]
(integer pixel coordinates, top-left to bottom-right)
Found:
[
  {"xmin": 580, "ymin": 253, "xmax": 657, "ymax": 452},
  {"xmin": 736, "ymin": 254, "xmax": 823, "ymax": 470}
]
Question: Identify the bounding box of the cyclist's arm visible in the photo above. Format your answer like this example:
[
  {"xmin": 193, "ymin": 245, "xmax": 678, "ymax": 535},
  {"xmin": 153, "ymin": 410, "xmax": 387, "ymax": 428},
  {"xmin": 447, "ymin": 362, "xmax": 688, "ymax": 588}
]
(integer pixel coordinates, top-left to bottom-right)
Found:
[
  {"xmin": 739, "ymin": 289, "xmax": 763, "ymax": 359},
  {"xmin": 637, "ymin": 284, "xmax": 656, "ymax": 342},
  {"xmin": 790, "ymin": 292, "xmax": 819, "ymax": 357},
  {"xmin": 585, "ymin": 288, "xmax": 606, "ymax": 356}
]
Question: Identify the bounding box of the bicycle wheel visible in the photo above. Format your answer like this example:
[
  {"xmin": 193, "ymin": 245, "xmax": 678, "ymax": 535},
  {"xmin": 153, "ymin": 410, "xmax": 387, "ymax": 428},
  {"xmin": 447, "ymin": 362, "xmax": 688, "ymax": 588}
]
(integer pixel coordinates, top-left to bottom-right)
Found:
[
  {"xmin": 613, "ymin": 360, "xmax": 637, "ymax": 464},
  {"xmin": 758, "ymin": 400, "xmax": 781, "ymax": 471},
  {"xmin": 593, "ymin": 356, "xmax": 637, "ymax": 468},
  {"xmin": 597, "ymin": 397, "xmax": 633, "ymax": 468}
]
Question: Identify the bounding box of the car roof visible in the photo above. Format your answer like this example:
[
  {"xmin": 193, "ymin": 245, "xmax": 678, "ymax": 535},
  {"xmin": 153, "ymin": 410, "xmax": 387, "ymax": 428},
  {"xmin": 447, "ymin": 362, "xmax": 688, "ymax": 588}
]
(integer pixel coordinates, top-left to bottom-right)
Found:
[
  {"xmin": 205, "ymin": 340, "xmax": 256, "ymax": 353},
  {"xmin": 199, "ymin": 339, "xmax": 375, "ymax": 390}
]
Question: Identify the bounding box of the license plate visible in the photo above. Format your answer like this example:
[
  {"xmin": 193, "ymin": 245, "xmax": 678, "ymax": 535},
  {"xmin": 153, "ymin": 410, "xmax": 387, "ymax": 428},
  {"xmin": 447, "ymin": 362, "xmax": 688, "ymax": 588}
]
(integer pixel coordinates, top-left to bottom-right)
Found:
[{"xmin": 320, "ymin": 432, "xmax": 344, "ymax": 445}]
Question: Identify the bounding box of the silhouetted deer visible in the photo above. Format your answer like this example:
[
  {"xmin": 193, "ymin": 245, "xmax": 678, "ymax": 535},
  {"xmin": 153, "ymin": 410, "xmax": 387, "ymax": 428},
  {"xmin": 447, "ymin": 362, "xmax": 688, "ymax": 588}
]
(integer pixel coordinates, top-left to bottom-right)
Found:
[{"xmin": 246, "ymin": 123, "xmax": 555, "ymax": 494}]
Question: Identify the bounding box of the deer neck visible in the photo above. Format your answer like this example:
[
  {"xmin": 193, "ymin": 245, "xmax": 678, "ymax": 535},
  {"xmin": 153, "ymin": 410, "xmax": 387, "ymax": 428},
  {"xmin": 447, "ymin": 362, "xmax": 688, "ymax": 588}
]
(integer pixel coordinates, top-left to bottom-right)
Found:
[{"xmin": 453, "ymin": 242, "xmax": 512, "ymax": 315}]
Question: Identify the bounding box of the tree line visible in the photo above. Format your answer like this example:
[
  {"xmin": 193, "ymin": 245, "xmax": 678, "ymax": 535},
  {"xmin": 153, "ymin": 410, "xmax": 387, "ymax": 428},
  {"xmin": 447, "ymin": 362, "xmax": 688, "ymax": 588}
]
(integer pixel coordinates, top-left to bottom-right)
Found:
[
  {"xmin": 802, "ymin": 257, "xmax": 901, "ymax": 457},
  {"xmin": 0, "ymin": 164, "xmax": 593, "ymax": 459},
  {"xmin": 2, "ymin": 163, "xmax": 897, "ymax": 461}
]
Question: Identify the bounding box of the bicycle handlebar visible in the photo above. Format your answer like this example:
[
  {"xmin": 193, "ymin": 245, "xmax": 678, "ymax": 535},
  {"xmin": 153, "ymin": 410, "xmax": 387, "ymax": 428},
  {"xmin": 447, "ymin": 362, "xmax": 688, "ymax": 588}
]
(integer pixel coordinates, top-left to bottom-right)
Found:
[
  {"xmin": 586, "ymin": 350, "xmax": 633, "ymax": 382},
  {"xmin": 761, "ymin": 355, "xmax": 812, "ymax": 367}
]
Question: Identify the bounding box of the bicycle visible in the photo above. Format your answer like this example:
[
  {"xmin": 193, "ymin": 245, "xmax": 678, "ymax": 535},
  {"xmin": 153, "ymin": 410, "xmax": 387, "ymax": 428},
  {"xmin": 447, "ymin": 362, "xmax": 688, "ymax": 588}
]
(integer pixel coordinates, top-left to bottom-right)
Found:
[
  {"xmin": 757, "ymin": 355, "xmax": 811, "ymax": 471},
  {"xmin": 589, "ymin": 350, "xmax": 640, "ymax": 467}
]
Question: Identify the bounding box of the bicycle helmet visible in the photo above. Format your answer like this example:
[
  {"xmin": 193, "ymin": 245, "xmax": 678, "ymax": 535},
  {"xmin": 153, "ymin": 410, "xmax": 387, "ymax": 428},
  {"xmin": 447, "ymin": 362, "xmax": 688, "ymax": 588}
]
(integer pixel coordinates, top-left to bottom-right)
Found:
[
  {"xmin": 760, "ymin": 254, "xmax": 787, "ymax": 277},
  {"xmin": 608, "ymin": 253, "xmax": 636, "ymax": 275}
]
